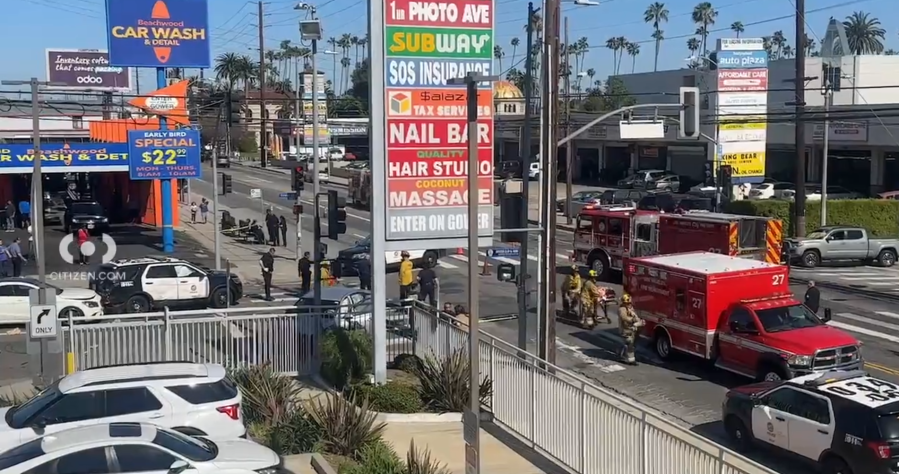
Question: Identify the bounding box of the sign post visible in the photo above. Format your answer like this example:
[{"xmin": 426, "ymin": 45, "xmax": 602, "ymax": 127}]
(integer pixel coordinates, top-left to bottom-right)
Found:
[
  {"xmin": 105, "ymin": 0, "xmax": 211, "ymax": 253},
  {"xmin": 26, "ymin": 289, "xmax": 63, "ymax": 387}
]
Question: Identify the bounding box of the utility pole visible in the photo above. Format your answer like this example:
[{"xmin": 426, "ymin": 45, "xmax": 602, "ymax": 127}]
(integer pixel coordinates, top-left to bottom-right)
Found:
[
  {"xmin": 793, "ymin": 0, "xmax": 807, "ymax": 236},
  {"xmin": 538, "ymin": 0, "xmax": 560, "ymax": 364},
  {"xmin": 517, "ymin": 1, "xmax": 538, "ymax": 352},
  {"xmin": 258, "ymin": 0, "xmax": 268, "ymax": 168},
  {"xmin": 563, "ymin": 17, "xmax": 573, "ymax": 226},
  {"xmin": 821, "ymin": 80, "xmax": 831, "ymax": 225}
]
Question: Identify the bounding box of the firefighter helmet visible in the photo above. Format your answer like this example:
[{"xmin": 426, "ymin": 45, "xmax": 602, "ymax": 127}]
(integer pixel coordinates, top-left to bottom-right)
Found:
[
  {"xmin": 620, "ymin": 293, "xmax": 632, "ymax": 304},
  {"xmin": 588, "ymin": 270, "xmax": 598, "ymax": 277}
]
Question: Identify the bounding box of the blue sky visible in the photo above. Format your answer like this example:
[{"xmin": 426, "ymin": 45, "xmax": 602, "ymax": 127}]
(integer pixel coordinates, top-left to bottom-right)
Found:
[{"xmin": 7, "ymin": 0, "xmax": 893, "ymax": 92}]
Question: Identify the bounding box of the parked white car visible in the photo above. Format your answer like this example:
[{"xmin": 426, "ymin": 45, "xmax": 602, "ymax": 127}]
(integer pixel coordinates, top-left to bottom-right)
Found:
[
  {"xmin": 0, "ymin": 278, "xmax": 103, "ymax": 323},
  {"xmin": 0, "ymin": 362, "xmax": 245, "ymax": 452},
  {"xmin": 0, "ymin": 423, "xmax": 280, "ymax": 474},
  {"xmin": 528, "ymin": 161, "xmax": 540, "ymax": 180},
  {"xmin": 748, "ymin": 182, "xmax": 776, "ymax": 199}
]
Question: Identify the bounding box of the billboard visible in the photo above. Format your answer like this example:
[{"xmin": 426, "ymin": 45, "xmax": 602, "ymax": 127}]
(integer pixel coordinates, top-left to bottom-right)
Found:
[
  {"xmin": 105, "ymin": 0, "xmax": 210, "ymax": 68},
  {"xmin": 716, "ymin": 50, "xmax": 768, "ymax": 69},
  {"xmin": 717, "ymin": 38, "xmax": 765, "ymax": 51},
  {"xmin": 0, "ymin": 143, "xmax": 130, "ymax": 174},
  {"xmin": 382, "ymin": 0, "xmax": 494, "ymax": 242},
  {"xmin": 717, "ymin": 69, "xmax": 768, "ymax": 92},
  {"xmin": 46, "ymin": 49, "xmax": 132, "ymax": 91},
  {"xmin": 127, "ymin": 129, "xmax": 202, "ymax": 179}
]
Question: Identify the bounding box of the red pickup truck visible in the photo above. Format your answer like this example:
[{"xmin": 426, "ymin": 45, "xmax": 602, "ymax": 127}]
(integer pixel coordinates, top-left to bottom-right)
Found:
[{"xmin": 623, "ymin": 251, "xmax": 862, "ymax": 382}]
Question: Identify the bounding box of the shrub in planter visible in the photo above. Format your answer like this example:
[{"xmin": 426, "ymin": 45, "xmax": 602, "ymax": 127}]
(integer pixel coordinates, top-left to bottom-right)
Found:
[
  {"xmin": 350, "ymin": 381, "xmax": 422, "ymax": 414},
  {"xmin": 0, "ymin": 390, "xmax": 35, "ymax": 408},
  {"xmin": 229, "ymin": 364, "xmax": 302, "ymax": 425},
  {"xmin": 409, "ymin": 349, "xmax": 493, "ymax": 413},
  {"xmin": 405, "ymin": 439, "xmax": 451, "ymax": 474},
  {"xmin": 321, "ymin": 329, "xmax": 374, "ymax": 390},
  {"xmin": 341, "ymin": 440, "xmax": 404, "ymax": 474},
  {"xmin": 308, "ymin": 392, "xmax": 386, "ymax": 457},
  {"xmin": 262, "ymin": 409, "xmax": 322, "ymax": 455}
]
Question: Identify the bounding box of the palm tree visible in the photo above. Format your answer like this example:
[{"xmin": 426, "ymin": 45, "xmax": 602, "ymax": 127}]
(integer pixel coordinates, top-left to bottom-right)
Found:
[
  {"xmin": 340, "ymin": 56, "xmax": 352, "ymax": 92},
  {"xmin": 606, "ymin": 37, "xmax": 625, "ymax": 74},
  {"xmin": 691, "ymin": 2, "xmax": 717, "ymax": 57},
  {"xmin": 574, "ymin": 37, "xmax": 589, "ymax": 78},
  {"xmin": 730, "ymin": 21, "xmax": 744, "ymax": 37},
  {"xmin": 358, "ymin": 34, "xmax": 369, "ymax": 60},
  {"xmin": 782, "ymin": 45, "xmax": 794, "ymax": 58},
  {"xmin": 214, "ymin": 52, "xmax": 241, "ymax": 90},
  {"xmin": 686, "ymin": 37, "xmax": 700, "ymax": 61},
  {"xmin": 802, "ymin": 33, "xmax": 816, "ymax": 56},
  {"xmin": 885, "ymin": 49, "xmax": 898, "ymax": 55},
  {"xmin": 626, "ymin": 42, "xmax": 641, "ymax": 73},
  {"xmin": 644, "ymin": 2, "xmax": 669, "ymax": 72},
  {"xmin": 494, "ymin": 45, "xmax": 505, "ymax": 74},
  {"xmin": 351, "ymin": 35, "xmax": 360, "ymax": 64},
  {"xmin": 510, "ymin": 37, "xmax": 520, "ymax": 68},
  {"xmin": 843, "ymin": 11, "xmax": 885, "ymax": 55},
  {"xmin": 770, "ymin": 30, "xmax": 787, "ymax": 59}
]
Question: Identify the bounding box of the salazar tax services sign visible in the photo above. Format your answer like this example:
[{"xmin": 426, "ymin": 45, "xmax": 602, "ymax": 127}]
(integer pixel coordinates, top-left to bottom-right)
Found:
[
  {"xmin": 716, "ymin": 50, "xmax": 768, "ymax": 69},
  {"xmin": 105, "ymin": 0, "xmax": 211, "ymax": 68},
  {"xmin": 128, "ymin": 130, "xmax": 202, "ymax": 180}
]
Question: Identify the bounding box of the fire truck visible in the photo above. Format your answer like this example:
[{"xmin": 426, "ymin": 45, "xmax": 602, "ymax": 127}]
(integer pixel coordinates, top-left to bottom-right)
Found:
[
  {"xmin": 572, "ymin": 205, "xmax": 784, "ymax": 279},
  {"xmin": 347, "ymin": 169, "xmax": 372, "ymax": 209},
  {"xmin": 624, "ymin": 252, "xmax": 861, "ymax": 381}
]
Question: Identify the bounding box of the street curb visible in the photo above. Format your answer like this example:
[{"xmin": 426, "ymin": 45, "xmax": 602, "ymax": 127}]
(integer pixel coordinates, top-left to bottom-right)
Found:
[{"xmin": 788, "ymin": 274, "xmax": 899, "ymax": 302}]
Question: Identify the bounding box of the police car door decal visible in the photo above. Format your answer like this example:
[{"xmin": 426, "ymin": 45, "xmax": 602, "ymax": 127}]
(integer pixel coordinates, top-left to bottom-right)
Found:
[{"xmin": 821, "ymin": 377, "xmax": 899, "ymax": 407}]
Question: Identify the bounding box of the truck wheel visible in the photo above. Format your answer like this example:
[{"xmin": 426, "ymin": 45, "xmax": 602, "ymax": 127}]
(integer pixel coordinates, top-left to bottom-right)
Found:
[
  {"xmin": 654, "ymin": 330, "xmax": 673, "ymax": 360},
  {"xmin": 589, "ymin": 253, "xmax": 609, "ymax": 280},
  {"xmin": 422, "ymin": 251, "xmax": 439, "ymax": 268},
  {"xmin": 757, "ymin": 365, "xmax": 788, "ymax": 382},
  {"xmin": 877, "ymin": 249, "xmax": 897, "ymax": 267},
  {"xmin": 801, "ymin": 250, "xmax": 820, "ymax": 268}
]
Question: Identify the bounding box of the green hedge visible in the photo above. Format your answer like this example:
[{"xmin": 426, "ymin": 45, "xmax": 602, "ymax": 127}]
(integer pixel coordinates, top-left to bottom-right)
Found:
[
  {"xmin": 349, "ymin": 381, "xmax": 423, "ymax": 414},
  {"xmin": 724, "ymin": 199, "xmax": 899, "ymax": 237}
]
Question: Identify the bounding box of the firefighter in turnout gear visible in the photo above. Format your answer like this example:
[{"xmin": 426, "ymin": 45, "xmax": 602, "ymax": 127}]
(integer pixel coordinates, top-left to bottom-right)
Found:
[
  {"xmin": 580, "ymin": 270, "xmax": 611, "ymax": 327},
  {"xmin": 561, "ymin": 264, "xmax": 582, "ymax": 316},
  {"xmin": 618, "ymin": 293, "xmax": 643, "ymax": 365}
]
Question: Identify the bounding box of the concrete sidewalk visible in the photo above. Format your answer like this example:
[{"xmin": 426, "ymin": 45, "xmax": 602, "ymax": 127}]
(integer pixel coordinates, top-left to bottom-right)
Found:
[{"xmin": 381, "ymin": 422, "xmax": 555, "ymax": 474}]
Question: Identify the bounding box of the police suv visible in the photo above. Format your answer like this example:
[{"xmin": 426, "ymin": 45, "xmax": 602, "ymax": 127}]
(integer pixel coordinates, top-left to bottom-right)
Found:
[
  {"xmin": 90, "ymin": 257, "xmax": 243, "ymax": 313},
  {"xmin": 722, "ymin": 369, "xmax": 899, "ymax": 474}
]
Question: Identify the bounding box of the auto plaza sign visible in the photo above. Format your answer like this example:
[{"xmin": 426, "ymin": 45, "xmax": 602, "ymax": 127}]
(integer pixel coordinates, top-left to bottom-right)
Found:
[{"xmin": 382, "ymin": 0, "xmax": 495, "ymax": 242}]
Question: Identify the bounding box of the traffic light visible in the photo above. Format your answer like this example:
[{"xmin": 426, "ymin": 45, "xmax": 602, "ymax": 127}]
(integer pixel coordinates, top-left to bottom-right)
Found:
[
  {"xmin": 707, "ymin": 52, "xmax": 718, "ymax": 71},
  {"xmin": 221, "ymin": 173, "xmax": 232, "ymax": 195},
  {"xmin": 326, "ymin": 189, "xmax": 347, "ymax": 240},
  {"xmin": 703, "ymin": 162, "xmax": 715, "ymax": 187},
  {"xmin": 678, "ymin": 86, "xmax": 700, "ymax": 140},
  {"xmin": 291, "ymin": 167, "xmax": 305, "ymax": 192},
  {"xmin": 225, "ymin": 91, "xmax": 241, "ymax": 125}
]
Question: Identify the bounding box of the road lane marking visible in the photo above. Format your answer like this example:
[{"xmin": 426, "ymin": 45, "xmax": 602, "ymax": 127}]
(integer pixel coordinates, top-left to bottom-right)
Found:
[
  {"xmin": 866, "ymin": 362, "xmax": 899, "ymax": 377},
  {"xmin": 876, "ymin": 311, "xmax": 899, "ymax": 320},
  {"xmin": 841, "ymin": 276, "xmax": 899, "ymax": 281},
  {"xmin": 836, "ymin": 312, "xmax": 899, "ymax": 332},
  {"xmin": 437, "ymin": 260, "xmax": 459, "ymax": 269},
  {"xmin": 555, "ymin": 338, "xmax": 628, "ymax": 373},
  {"xmin": 827, "ymin": 320, "xmax": 899, "ymax": 343}
]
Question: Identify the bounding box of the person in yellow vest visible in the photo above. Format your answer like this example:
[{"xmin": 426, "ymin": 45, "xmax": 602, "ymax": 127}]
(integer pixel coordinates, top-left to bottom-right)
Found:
[
  {"xmin": 399, "ymin": 251, "xmax": 414, "ymax": 299},
  {"xmin": 561, "ymin": 264, "xmax": 581, "ymax": 316},
  {"xmin": 321, "ymin": 261, "xmax": 336, "ymax": 287}
]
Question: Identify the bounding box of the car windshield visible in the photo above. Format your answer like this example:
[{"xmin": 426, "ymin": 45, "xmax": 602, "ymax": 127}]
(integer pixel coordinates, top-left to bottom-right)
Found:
[
  {"xmin": 0, "ymin": 439, "xmax": 44, "ymax": 470},
  {"xmin": 356, "ymin": 236, "xmax": 371, "ymax": 247},
  {"xmin": 807, "ymin": 229, "xmax": 829, "ymax": 239},
  {"xmin": 71, "ymin": 203, "xmax": 103, "ymax": 215},
  {"xmin": 152, "ymin": 428, "xmax": 217, "ymax": 462},
  {"xmin": 7, "ymin": 382, "xmax": 62, "ymax": 427},
  {"xmin": 612, "ymin": 190, "xmax": 634, "ymax": 201},
  {"xmin": 755, "ymin": 304, "xmax": 823, "ymax": 333}
]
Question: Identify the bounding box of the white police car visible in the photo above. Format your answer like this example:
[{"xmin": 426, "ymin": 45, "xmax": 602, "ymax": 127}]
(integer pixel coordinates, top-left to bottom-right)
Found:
[
  {"xmin": 89, "ymin": 257, "xmax": 243, "ymax": 313},
  {"xmin": 723, "ymin": 369, "xmax": 899, "ymax": 474}
]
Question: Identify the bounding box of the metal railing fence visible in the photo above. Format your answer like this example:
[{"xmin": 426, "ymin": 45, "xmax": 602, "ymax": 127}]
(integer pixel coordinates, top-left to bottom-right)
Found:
[
  {"xmin": 63, "ymin": 304, "xmax": 408, "ymax": 374},
  {"xmin": 408, "ymin": 302, "xmax": 779, "ymax": 474}
]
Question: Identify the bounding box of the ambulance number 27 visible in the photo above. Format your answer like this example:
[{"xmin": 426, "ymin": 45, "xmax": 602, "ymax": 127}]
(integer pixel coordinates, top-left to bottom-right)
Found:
[{"xmin": 772, "ymin": 274, "xmax": 784, "ymax": 285}]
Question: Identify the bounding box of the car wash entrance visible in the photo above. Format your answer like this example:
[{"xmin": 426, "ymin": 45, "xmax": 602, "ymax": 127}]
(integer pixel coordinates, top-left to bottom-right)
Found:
[{"xmin": 0, "ymin": 143, "xmax": 179, "ymax": 228}]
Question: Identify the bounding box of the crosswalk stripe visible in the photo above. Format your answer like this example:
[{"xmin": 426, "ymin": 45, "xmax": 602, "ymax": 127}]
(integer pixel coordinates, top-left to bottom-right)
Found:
[
  {"xmin": 448, "ymin": 254, "xmax": 469, "ymax": 263},
  {"xmin": 876, "ymin": 311, "xmax": 899, "ymax": 319},
  {"xmin": 827, "ymin": 320, "xmax": 899, "ymax": 344},
  {"xmin": 841, "ymin": 276, "xmax": 899, "ymax": 281},
  {"xmin": 437, "ymin": 260, "xmax": 459, "ymax": 269},
  {"xmin": 836, "ymin": 312, "xmax": 899, "ymax": 332},
  {"xmin": 865, "ymin": 282, "xmax": 899, "ymax": 286}
]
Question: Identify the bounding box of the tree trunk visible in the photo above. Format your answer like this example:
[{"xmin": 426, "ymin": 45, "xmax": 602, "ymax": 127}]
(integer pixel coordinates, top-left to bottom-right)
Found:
[{"xmin": 653, "ymin": 38, "xmax": 660, "ymax": 72}]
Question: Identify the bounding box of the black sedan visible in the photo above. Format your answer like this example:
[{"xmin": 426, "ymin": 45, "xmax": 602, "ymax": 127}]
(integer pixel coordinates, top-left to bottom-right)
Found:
[{"xmin": 64, "ymin": 201, "xmax": 109, "ymax": 234}]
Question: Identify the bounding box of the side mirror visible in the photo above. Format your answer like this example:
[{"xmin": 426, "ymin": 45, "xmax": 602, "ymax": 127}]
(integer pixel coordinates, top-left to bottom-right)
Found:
[
  {"xmin": 168, "ymin": 460, "xmax": 189, "ymax": 474},
  {"xmin": 823, "ymin": 308, "xmax": 832, "ymax": 322},
  {"xmin": 751, "ymin": 396, "xmax": 763, "ymax": 407},
  {"xmin": 31, "ymin": 419, "xmax": 46, "ymax": 433}
]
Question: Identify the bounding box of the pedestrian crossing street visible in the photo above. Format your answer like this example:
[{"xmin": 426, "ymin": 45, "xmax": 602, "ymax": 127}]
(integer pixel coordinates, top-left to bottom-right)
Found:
[{"xmin": 790, "ymin": 265, "xmax": 899, "ymax": 295}]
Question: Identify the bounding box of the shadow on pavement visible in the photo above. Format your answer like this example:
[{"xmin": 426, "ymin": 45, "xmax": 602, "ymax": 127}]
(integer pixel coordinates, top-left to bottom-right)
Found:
[
  {"xmin": 690, "ymin": 421, "xmax": 815, "ymax": 474},
  {"xmin": 480, "ymin": 421, "xmax": 571, "ymax": 474}
]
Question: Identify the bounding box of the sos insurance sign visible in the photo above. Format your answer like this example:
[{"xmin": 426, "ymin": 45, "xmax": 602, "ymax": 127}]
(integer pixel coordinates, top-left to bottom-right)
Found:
[
  {"xmin": 127, "ymin": 130, "xmax": 202, "ymax": 180},
  {"xmin": 383, "ymin": 0, "xmax": 495, "ymax": 242}
]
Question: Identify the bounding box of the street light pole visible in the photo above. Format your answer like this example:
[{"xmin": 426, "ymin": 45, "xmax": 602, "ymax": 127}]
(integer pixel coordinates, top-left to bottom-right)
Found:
[
  {"xmin": 517, "ymin": 2, "xmax": 538, "ymax": 352},
  {"xmin": 448, "ymin": 70, "xmax": 498, "ymax": 474}
]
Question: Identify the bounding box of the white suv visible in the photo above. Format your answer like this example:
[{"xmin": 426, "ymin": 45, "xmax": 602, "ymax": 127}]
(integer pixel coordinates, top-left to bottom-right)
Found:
[{"xmin": 0, "ymin": 363, "xmax": 245, "ymax": 452}]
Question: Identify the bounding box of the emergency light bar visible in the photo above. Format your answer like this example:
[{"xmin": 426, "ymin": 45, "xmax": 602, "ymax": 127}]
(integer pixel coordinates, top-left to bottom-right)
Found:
[{"xmin": 738, "ymin": 293, "xmax": 793, "ymax": 304}]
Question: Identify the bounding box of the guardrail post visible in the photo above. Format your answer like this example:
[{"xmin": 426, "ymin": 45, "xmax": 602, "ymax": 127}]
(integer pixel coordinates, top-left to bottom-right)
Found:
[
  {"xmin": 641, "ymin": 412, "xmax": 648, "ymax": 474},
  {"xmin": 163, "ymin": 306, "xmax": 172, "ymax": 361},
  {"xmin": 579, "ymin": 381, "xmax": 586, "ymax": 473},
  {"xmin": 530, "ymin": 357, "xmax": 536, "ymax": 442},
  {"xmin": 488, "ymin": 338, "xmax": 495, "ymax": 409}
]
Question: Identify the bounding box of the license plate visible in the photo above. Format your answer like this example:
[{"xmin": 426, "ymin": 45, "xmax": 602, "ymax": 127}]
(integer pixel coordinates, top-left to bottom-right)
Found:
[{"xmin": 87, "ymin": 224, "xmax": 95, "ymax": 229}]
